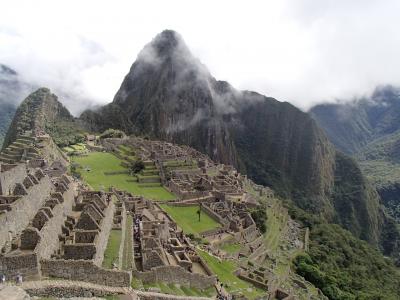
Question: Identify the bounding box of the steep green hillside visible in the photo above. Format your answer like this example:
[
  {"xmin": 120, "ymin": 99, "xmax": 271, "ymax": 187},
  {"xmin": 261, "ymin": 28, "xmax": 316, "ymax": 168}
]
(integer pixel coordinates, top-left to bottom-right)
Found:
[
  {"xmin": 311, "ymin": 87, "xmax": 400, "ymax": 225},
  {"xmin": 289, "ymin": 205, "xmax": 400, "ymax": 300}
]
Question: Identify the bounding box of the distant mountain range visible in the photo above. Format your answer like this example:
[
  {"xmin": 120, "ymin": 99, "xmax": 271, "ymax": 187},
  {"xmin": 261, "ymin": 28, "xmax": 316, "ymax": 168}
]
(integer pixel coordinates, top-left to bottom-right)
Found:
[
  {"xmin": 78, "ymin": 30, "xmax": 399, "ymax": 254},
  {"xmin": 311, "ymin": 86, "xmax": 400, "ymax": 223}
]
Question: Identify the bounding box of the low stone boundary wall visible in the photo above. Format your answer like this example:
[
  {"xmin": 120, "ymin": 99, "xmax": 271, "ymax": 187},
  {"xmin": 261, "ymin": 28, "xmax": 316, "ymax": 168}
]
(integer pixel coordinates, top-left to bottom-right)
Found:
[
  {"xmin": 133, "ymin": 265, "xmax": 216, "ymax": 290},
  {"xmin": 41, "ymin": 259, "xmax": 131, "ymax": 287},
  {"xmin": 137, "ymin": 291, "xmax": 212, "ymax": 300}
]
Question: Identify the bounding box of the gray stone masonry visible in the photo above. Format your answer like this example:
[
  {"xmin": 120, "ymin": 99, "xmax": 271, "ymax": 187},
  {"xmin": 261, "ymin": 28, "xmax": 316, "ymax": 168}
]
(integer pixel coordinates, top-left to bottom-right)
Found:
[{"xmin": 0, "ymin": 170, "xmax": 52, "ymax": 249}]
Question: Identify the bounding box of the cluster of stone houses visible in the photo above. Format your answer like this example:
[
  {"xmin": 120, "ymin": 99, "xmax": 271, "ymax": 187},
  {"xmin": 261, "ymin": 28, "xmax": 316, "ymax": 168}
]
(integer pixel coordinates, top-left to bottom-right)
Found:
[{"xmin": 114, "ymin": 190, "xmax": 215, "ymax": 290}]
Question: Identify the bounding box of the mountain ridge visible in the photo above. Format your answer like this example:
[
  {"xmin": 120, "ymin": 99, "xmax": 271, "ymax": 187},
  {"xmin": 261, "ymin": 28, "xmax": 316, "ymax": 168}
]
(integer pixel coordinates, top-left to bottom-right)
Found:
[
  {"xmin": 78, "ymin": 29, "xmax": 398, "ymax": 253},
  {"xmin": 310, "ymin": 86, "xmax": 400, "ymax": 225}
]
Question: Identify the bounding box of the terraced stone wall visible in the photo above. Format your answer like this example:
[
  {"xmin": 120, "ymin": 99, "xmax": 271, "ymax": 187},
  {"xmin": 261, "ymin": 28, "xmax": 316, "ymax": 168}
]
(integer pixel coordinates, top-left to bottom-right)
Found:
[{"xmin": 41, "ymin": 259, "xmax": 131, "ymax": 287}]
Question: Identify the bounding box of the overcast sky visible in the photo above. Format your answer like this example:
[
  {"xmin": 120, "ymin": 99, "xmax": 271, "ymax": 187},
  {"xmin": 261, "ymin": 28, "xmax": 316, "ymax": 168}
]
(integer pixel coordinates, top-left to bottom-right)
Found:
[{"xmin": 1, "ymin": 0, "xmax": 399, "ymax": 114}]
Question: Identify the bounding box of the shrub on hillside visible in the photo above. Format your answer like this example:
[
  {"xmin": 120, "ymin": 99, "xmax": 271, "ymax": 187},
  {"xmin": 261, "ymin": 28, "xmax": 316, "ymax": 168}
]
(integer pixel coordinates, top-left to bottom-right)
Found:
[{"xmin": 99, "ymin": 129, "xmax": 125, "ymax": 139}]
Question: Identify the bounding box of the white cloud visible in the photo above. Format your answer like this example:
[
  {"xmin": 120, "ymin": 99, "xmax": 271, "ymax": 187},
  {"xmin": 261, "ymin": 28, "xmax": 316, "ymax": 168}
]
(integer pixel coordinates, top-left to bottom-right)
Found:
[{"xmin": 0, "ymin": 0, "xmax": 399, "ymax": 114}]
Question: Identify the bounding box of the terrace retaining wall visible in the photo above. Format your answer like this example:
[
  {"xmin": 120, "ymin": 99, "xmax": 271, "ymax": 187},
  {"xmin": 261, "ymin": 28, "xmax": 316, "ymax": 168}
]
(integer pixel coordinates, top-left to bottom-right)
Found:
[
  {"xmin": 41, "ymin": 259, "xmax": 131, "ymax": 287},
  {"xmin": 133, "ymin": 265, "xmax": 216, "ymax": 290},
  {"xmin": 93, "ymin": 200, "xmax": 115, "ymax": 266}
]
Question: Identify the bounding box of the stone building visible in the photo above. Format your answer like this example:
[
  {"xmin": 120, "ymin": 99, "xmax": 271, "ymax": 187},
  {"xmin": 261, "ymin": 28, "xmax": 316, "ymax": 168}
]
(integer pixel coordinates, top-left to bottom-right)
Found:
[{"xmin": 0, "ymin": 161, "xmax": 75, "ymax": 279}]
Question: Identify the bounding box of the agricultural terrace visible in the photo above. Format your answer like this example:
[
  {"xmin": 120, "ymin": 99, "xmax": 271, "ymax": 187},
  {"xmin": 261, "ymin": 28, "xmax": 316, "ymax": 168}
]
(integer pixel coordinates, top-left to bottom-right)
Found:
[
  {"xmin": 197, "ymin": 250, "xmax": 265, "ymax": 299},
  {"xmin": 71, "ymin": 152, "xmax": 175, "ymax": 201},
  {"xmin": 63, "ymin": 143, "xmax": 87, "ymax": 154},
  {"xmin": 159, "ymin": 204, "xmax": 221, "ymax": 235}
]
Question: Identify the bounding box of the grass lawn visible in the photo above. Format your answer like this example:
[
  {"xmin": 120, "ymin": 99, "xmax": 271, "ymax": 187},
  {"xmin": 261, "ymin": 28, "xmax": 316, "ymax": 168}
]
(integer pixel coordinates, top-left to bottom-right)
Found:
[
  {"xmin": 103, "ymin": 229, "xmax": 122, "ymax": 269},
  {"xmin": 220, "ymin": 242, "xmax": 241, "ymax": 254},
  {"xmin": 72, "ymin": 152, "xmax": 175, "ymax": 201},
  {"xmin": 197, "ymin": 250, "xmax": 265, "ymax": 299},
  {"xmin": 159, "ymin": 204, "xmax": 221, "ymax": 235},
  {"xmin": 122, "ymin": 215, "xmax": 133, "ymax": 270}
]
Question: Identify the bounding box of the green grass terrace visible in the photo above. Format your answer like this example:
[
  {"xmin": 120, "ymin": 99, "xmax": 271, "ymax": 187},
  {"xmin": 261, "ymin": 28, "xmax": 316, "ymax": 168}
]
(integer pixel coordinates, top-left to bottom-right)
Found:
[
  {"xmin": 197, "ymin": 250, "xmax": 265, "ymax": 299},
  {"xmin": 159, "ymin": 204, "xmax": 221, "ymax": 236},
  {"xmin": 102, "ymin": 229, "xmax": 122, "ymax": 269},
  {"xmin": 71, "ymin": 152, "xmax": 175, "ymax": 201}
]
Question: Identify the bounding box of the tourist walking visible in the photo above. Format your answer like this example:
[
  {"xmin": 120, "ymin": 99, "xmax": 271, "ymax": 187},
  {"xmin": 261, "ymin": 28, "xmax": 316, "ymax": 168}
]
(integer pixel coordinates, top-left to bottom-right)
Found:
[{"xmin": 0, "ymin": 274, "xmax": 5, "ymax": 284}]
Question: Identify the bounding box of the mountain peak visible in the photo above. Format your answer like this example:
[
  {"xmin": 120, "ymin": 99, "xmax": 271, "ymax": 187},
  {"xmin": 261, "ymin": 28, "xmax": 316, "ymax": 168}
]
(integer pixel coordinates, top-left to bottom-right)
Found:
[
  {"xmin": 135, "ymin": 29, "xmax": 194, "ymax": 66},
  {"xmin": 151, "ymin": 30, "xmax": 184, "ymax": 55}
]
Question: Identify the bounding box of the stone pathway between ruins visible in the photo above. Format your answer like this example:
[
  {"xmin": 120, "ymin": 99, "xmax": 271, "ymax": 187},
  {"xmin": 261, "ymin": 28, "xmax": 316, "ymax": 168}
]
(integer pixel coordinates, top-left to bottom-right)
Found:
[{"xmin": 3, "ymin": 280, "xmax": 213, "ymax": 300}]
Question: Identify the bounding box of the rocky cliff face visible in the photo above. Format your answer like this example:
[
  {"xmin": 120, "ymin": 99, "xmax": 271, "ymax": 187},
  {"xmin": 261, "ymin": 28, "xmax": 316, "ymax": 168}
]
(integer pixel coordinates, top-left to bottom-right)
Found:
[{"xmin": 80, "ymin": 30, "xmax": 395, "ymax": 250}]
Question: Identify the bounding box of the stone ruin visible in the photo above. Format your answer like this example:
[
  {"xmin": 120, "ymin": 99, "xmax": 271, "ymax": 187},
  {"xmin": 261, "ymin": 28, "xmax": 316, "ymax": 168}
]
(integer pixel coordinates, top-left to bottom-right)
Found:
[
  {"xmin": 115, "ymin": 190, "xmax": 216, "ymax": 289},
  {"xmin": 52, "ymin": 191, "xmax": 114, "ymax": 264},
  {"xmin": 0, "ymin": 160, "xmax": 75, "ymax": 279}
]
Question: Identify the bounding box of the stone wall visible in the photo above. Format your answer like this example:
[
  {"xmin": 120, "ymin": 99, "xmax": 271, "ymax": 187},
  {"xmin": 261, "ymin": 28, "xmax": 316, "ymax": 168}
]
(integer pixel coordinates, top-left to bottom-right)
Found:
[
  {"xmin": 201, "ymin": 204, "xmax": 229, "ymax": 227},
  {"xmin": 64, "ymin": 244, "xmax": 97, "ymax": 260},
  {"xmin": 0, "ymin": 252, "xmax": 39, "ymax": 279},
  {"xmin": 93, "ymin": 200, "xmax": 115, "ymax": 266},
  {"xmin": 133, "ymin": 265, "xmax": 216, "ymax": 290},
  {"xmin": 0, "ymin": 172, "xmax": 52, "ymax": 249},
  {"xmin": 25, "ymin": 285, "xmax": 122, "ymax": 298},
  {"xmin": 41, "ymin": 259, "xmax": 131, "ymax": 287},
  {"xmin": 118, "ymin": 203, "xmax": 127, "ymax": 270},
  {"xmin": 0, "ymin": 164, "xmax": 26, "ymax": 195},
  {"xmin": 34, "ymin": 182, "xmax": 75, "ymax": 259}
]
